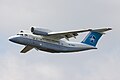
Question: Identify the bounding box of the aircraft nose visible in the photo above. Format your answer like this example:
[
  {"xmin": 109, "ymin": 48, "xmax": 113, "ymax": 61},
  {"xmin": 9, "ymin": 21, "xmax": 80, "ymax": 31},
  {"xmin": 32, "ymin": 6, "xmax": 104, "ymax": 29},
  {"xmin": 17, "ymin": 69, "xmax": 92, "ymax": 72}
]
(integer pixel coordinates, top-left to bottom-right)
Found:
[
  {"xmin": 8, "ymin": 36, "xmax": 14, "ymax": 41},
  {"xmin": 8, "ymin": 36, "xmax": 17, "ymax": 42}
]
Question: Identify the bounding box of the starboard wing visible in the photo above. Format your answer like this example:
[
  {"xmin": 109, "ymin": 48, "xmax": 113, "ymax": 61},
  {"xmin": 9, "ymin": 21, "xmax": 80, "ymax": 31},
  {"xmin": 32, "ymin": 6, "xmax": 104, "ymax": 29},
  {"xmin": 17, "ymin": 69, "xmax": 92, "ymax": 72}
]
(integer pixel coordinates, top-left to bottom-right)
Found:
[
  {"xmin": 47, "ymin": 29, "xmax": 92, "ymax": 40},
  {"xmin": 47, "ymin": 28, "xmax": 112, "ymax": 40}
]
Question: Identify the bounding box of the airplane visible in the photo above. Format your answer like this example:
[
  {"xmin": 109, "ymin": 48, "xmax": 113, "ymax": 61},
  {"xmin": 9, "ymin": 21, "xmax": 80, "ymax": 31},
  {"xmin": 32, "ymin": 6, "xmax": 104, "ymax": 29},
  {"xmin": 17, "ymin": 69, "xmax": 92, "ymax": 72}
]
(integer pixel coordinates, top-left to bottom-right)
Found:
[{"xmin": 8, "ymin": 27, "xmax": 112, "ymax": 53}]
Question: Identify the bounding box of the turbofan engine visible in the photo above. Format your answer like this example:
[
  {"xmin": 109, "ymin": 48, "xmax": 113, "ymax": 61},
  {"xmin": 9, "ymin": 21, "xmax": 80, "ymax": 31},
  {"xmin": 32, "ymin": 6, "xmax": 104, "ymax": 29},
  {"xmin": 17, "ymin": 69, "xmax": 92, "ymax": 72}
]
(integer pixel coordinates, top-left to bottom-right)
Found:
[{"xmin": 31, "ymin": 27, "xmax": 51, "ymax": 36}]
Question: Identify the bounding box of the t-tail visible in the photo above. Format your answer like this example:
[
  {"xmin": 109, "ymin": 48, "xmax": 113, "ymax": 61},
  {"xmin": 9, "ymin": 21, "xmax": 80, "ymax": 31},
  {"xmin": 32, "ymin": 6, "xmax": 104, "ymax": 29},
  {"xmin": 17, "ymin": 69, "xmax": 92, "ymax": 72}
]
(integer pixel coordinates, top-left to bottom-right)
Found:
[{"xmin": 81, "ymin": 28, "xmax": 112, "ymax": 47}]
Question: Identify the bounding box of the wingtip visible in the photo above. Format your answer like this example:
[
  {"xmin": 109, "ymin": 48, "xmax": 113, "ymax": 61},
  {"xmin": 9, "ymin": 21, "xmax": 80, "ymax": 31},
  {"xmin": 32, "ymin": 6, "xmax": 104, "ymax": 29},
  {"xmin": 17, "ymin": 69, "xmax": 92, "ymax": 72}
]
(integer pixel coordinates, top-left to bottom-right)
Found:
[{"xmin": 107, "ymin": 28, "xmax": 112, "ymax": 30}]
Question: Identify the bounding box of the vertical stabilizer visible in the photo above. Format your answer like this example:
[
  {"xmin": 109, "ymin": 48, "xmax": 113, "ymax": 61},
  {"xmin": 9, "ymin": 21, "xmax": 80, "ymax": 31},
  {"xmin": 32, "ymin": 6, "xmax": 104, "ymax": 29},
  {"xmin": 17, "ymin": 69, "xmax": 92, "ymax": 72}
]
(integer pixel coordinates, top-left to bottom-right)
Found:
[{"xmin": 81, "ymin": 28, "xmax": 112, "ymax": 47}]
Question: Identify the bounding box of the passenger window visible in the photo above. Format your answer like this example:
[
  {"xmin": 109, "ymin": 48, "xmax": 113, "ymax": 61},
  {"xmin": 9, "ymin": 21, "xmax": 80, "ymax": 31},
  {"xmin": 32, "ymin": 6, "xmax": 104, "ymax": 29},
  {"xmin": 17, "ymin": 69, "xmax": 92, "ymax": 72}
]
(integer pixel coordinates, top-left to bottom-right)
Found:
[{"xmin": 25, "ymin": 34, "xmax": 28, "ymax": 36}]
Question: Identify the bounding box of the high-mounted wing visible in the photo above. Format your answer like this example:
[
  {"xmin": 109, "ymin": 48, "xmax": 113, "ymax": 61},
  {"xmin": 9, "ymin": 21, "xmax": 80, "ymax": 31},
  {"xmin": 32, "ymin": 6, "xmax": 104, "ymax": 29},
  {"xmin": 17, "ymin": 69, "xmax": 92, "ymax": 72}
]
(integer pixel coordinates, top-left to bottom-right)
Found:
[
  {"xmin": 20, "ymin": 45, "xmax": 34, "ymax": 53},
  {"xmin": 47, "ymin": 29, "xmax": 92, "ymax": 40},
  {"xmin": 47, "ymin": 28, "xmax": 112, "ymax": 40}
]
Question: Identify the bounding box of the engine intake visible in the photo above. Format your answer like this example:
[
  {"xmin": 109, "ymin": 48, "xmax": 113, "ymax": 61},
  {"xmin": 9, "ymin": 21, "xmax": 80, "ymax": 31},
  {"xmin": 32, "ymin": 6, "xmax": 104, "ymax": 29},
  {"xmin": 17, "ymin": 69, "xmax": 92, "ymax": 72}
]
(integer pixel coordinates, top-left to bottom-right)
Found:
[{"xmin": 31, "ymin": 27, "xmax": 51, "ymax": 36}]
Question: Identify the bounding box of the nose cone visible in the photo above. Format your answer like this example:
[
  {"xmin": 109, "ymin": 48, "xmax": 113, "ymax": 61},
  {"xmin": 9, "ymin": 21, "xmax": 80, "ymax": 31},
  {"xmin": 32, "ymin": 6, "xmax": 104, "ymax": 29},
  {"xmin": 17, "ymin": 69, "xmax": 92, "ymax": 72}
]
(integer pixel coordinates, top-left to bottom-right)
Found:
[
  {"xmin": 8, "ymin": 36, "xmax": 15, "ymax": 42},
  {"xmin": 8, "ymin": 36, "xmax": 18, "ymax": 43}
]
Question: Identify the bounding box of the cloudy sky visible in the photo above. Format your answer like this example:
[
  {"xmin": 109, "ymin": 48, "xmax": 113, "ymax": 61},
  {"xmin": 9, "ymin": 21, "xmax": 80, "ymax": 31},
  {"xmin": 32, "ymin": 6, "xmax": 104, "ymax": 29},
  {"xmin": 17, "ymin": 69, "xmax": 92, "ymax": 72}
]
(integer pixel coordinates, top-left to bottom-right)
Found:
[{"xmin": 0, "ymin": 0, "xmax": 120, "ymax": 80}]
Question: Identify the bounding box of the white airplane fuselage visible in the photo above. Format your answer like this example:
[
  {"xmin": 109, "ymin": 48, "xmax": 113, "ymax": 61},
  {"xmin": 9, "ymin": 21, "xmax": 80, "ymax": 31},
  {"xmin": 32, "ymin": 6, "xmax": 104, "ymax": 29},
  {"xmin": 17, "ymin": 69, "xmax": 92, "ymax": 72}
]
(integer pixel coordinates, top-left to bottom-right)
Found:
[{"xmin": 9, "ymin": 33, "xmax": 96, "ymax": 53}]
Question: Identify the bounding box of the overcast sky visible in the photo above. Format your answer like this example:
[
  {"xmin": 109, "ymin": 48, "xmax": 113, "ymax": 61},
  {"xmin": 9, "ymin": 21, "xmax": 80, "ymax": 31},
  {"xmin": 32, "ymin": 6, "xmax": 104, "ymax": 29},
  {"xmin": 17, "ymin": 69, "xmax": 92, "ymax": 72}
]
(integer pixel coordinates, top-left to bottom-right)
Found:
[{"xmin": 0, "ymin": 0, "xmax": 120, "ymax": 80}]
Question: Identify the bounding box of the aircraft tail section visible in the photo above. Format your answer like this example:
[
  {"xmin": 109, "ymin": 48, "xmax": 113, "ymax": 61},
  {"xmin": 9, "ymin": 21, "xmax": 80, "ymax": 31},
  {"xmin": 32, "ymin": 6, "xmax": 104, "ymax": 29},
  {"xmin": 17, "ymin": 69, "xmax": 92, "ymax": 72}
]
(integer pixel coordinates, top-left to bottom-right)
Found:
[{"xmin": 81, "ymin": 28, "xmax": 112, "ymax": 47}]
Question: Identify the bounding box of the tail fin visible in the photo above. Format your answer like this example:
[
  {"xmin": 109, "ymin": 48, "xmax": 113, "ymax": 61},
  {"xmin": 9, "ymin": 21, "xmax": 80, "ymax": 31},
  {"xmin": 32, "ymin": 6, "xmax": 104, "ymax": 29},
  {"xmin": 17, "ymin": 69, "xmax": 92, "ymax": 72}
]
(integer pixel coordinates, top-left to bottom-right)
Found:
[{"xmin": 81, "ymin": 28, "xmax": 112, "ymax": 47}]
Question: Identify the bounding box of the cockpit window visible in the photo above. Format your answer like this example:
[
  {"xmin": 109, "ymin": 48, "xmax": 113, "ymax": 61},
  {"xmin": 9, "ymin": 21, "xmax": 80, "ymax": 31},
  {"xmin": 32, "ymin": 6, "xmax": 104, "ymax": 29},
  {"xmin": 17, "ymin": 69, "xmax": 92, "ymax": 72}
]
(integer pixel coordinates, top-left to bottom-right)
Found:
[
  {"xmin": 20, "ymin": 34, "xmax": 23, "ymax": 36},
  {"xmin": 17, "ymin": 34, "xmax": 23, "ymax": 36}
]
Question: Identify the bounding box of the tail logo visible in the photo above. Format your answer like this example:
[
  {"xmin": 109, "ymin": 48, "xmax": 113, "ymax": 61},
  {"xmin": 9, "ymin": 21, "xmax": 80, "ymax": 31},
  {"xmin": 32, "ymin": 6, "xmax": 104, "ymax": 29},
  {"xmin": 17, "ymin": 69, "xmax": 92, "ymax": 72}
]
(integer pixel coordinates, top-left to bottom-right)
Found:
[
  {"xmin": 82, "ymin": 31, "xmax": 104, "ymax": 46},
  {"xmin": 90, "ymin": 35, "xmax": 96, "ymax": 43}
]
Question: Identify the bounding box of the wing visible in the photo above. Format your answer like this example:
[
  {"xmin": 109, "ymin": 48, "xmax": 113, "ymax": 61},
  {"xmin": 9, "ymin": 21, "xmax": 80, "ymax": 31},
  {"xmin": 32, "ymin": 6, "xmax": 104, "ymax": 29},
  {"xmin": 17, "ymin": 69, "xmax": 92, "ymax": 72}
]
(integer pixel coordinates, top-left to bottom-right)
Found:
[
  {"xmin": 46, "ymin": 28, "xmax": 112, "ymax": 40},
  {"xmin": 47, "ymin": 29, "xmax": 92, "ymax": 40},
  {"xmin": 20, "ymin": 45, "xmax": 34, "ymax": 53},
  {"xmin": 91, "ymin": 28, "xmax": 112, "ymax": 33}
]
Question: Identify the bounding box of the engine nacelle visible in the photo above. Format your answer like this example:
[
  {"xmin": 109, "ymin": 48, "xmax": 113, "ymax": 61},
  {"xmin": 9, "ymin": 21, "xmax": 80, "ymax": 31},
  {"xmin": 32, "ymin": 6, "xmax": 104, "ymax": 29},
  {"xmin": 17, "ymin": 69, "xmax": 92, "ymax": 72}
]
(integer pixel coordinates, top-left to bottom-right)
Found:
[{"xmin": 31, "ymin": 27, "xmax": 51, "ymax": 36}]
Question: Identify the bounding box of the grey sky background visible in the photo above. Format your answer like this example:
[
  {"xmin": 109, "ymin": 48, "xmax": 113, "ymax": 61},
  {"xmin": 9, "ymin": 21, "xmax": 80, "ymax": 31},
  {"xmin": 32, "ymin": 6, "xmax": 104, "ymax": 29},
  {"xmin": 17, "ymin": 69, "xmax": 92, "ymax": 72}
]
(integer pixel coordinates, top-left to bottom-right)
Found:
[{"xmin": 0, "ymin": 0, "xmax": 120, "ymax": 80}]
